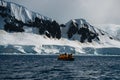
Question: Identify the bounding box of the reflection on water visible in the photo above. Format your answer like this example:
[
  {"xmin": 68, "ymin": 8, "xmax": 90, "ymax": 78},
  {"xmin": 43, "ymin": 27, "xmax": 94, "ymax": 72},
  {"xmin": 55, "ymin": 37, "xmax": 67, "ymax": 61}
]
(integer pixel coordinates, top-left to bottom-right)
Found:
[{"xmin": 0, "ymin": 55, "xmax": 120, "ymax": 80}]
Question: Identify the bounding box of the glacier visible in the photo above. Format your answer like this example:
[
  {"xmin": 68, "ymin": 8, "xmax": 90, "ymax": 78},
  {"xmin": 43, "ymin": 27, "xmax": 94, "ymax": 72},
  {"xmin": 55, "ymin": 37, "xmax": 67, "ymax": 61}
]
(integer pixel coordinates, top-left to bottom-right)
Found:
[
  {"xmin": 0, "ymin": 1, "xmax": 120, "ymax": 55},
  {"xmin": 0, "ymin": 30, "xmax": 120, "ymax": 55}
]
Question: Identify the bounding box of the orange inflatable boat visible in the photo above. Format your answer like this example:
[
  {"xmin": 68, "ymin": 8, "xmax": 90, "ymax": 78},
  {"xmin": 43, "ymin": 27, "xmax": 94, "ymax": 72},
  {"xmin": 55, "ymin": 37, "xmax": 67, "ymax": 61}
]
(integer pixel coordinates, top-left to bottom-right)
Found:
[{"xmin": 58, "ymin": 53, "xmax": 74, "ymax": 61}]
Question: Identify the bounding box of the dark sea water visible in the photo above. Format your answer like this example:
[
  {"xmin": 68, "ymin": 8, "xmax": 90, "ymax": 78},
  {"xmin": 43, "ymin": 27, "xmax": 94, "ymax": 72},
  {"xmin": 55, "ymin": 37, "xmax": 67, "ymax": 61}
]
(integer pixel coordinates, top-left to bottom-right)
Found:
[{"xmin": 0, "ymin": 55, "xmax": 120, "ymax": 80}]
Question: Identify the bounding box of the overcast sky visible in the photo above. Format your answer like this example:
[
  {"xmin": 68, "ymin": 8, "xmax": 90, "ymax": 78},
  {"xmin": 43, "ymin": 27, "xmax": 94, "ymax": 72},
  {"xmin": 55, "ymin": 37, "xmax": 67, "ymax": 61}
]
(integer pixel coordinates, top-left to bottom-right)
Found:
[{"xmin": 5, "ymin": 0, "xmax": 120, "ymax": 24}]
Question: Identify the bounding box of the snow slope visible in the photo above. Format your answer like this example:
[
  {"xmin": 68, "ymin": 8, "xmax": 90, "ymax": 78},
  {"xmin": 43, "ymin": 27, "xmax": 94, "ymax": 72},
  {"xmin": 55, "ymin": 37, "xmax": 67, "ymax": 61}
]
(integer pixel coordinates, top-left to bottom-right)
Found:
[
  {"xmin": 7, "ymin": 1, "xmax": 52, "ymax": 23},
  {"xmin": 0, "ymin": 0, "xmax": 52, "ymax": 28},
  {"xmin": 95, "ymin": 24, "xmax": 120, "ymax": 40}
]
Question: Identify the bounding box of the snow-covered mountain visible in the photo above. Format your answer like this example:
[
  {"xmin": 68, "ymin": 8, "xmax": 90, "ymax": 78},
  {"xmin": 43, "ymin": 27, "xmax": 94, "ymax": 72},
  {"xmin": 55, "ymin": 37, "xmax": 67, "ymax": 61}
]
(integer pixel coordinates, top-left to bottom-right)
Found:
[
  {"xmin": 0, "ymin": 0, "xmax": 61, "ymax": 39},
  {"xmin": 0, "ymin": 0, "xmax": 120, "ymax": 55},
  {"xmin": 62, "ymin": 19, "xmax": 117, "ymax": 42}
]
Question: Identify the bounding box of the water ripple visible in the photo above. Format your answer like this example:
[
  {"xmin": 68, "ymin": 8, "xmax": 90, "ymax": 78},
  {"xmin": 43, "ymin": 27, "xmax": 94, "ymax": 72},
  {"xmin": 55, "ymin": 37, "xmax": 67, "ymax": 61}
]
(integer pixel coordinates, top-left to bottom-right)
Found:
[{"xmin": 0, "ymin": 55, "xmax": 120, "ymax": 80}]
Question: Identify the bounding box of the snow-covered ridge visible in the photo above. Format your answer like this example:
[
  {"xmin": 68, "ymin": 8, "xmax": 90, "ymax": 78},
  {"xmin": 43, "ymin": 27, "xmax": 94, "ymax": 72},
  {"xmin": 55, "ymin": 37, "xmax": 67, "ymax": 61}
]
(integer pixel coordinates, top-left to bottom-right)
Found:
[{"xmin": 0, "ymin": 0, "xmax": 52, "ymax": 23}]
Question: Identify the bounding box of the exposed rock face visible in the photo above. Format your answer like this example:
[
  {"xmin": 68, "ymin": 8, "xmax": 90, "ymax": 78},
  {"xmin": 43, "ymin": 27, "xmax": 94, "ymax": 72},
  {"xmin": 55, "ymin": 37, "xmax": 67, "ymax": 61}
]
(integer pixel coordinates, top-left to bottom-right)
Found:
[{"xmin": 62, "ymin": 19, "xmax": 100, "ymax": 43}]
